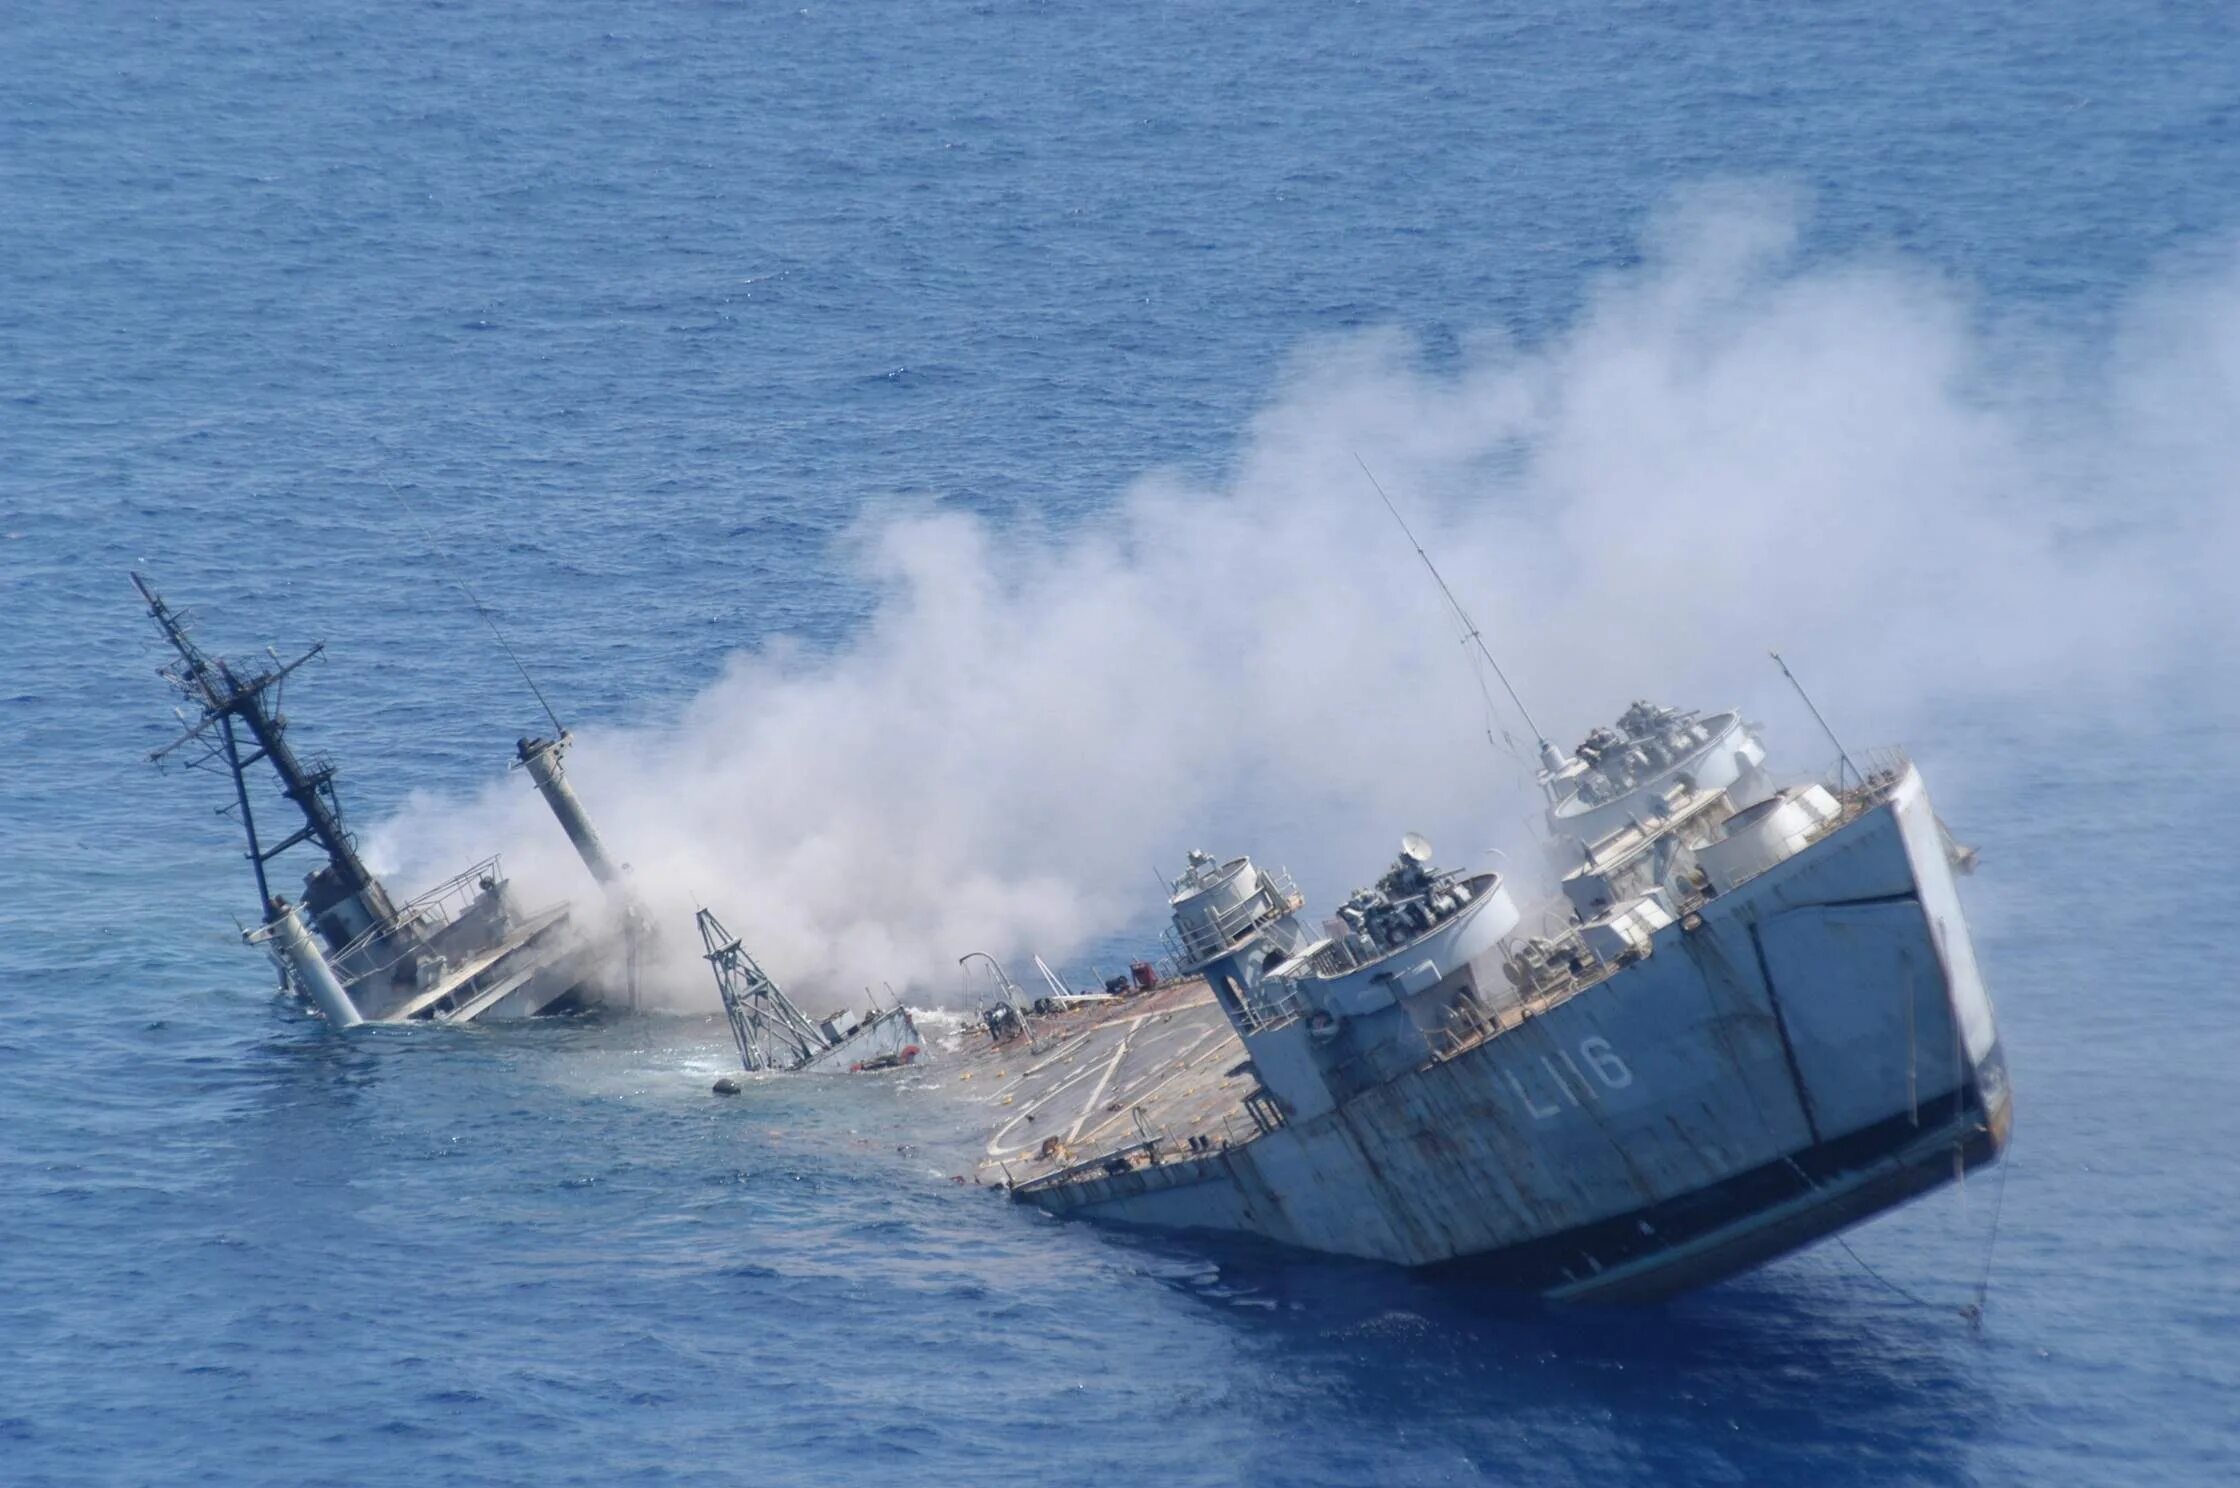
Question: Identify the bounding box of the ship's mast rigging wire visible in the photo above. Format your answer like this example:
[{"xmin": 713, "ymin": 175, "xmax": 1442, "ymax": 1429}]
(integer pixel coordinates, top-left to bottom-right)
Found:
[
  {"xmin": 1352, "ymin": 454, "xmax": 1547, "ymax": 749},
  {"xmin": 380, "ymin": 470, "xmax": 567, "ymax": 739}
]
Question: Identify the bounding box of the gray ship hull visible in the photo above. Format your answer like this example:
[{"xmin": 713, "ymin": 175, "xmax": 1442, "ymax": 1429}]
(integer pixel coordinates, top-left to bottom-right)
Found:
[
  {"xmin": 801, "ymin": 1007, "xmax": 926, "ymax": 1073},
  {"xmin": 1013, "ymin": 766, "xmax": 2008, "ymax": 1301}
]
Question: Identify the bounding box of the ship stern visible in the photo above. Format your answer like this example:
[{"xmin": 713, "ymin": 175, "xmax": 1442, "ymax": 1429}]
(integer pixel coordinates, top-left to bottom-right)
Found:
[{"xmin": 1553, "ymin": 760, "xmax": 2012, "ymax": 1303}]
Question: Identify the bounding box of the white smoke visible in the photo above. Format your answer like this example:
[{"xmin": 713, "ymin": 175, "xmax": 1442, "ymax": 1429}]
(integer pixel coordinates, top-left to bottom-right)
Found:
[{"xmin": 368, "ymin": 190, "xmax": 2239, "ymax": 1010}]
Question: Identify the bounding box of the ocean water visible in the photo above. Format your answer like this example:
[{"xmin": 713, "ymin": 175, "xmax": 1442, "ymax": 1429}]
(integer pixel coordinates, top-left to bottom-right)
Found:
[{"xmin": 5, "ymin": 3, "xmax": 2240, "ymax": 1485}]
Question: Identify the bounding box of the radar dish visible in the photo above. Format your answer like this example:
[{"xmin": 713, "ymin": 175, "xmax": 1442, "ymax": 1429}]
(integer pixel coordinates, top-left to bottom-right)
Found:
[{"xmin": 1400, "ymin": 832, "xmax": 1434, "ymax": 864}]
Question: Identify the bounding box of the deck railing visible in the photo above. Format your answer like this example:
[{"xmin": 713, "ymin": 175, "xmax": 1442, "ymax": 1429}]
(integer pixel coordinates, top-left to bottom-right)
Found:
[
  {"xmin": 331, "ymin": 855, "xmax": 506, "ymax": 974},
  {"xmin": 1166, "ymin": 865, "xmax": 1302, "ymax": 965}
]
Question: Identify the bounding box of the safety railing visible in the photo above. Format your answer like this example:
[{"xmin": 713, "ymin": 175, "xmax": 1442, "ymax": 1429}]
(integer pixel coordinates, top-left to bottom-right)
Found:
[
  {"xmin": 331, "ymin": 856, "xmax": 506, "ymax": 977},
  {"xmin": 1167, "ymin": 865, "xmax": 1302, "ymax": 965},
  {"xmin": 1235, "ymin": 981, "xmax": 1303, "ymax": 1034}
]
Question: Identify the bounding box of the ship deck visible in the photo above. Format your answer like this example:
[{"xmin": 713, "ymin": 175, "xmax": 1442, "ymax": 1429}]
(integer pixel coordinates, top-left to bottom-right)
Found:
[
  {"xmin": 355, "ymin": 905, "xmax": 583, "ymax": 1022},
  {"xmin": 948, "ymin": 766, "xmax": 1924, "ymax": 1192},
  {"xmin": 939, "ymin": 979, "xmax": 1261, "ymax": 1187}
]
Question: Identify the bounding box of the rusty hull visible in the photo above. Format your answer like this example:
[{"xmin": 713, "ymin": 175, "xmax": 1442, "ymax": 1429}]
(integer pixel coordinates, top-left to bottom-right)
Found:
[{"xmin": 972, "ymin": 766, "xmax": 2009, "ymax": 1303}]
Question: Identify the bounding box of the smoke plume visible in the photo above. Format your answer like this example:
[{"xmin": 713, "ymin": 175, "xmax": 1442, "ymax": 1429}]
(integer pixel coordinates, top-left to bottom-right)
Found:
[{"xmin": 368, "ymin": 191, "xmax": 2239, "ymax": 1010}]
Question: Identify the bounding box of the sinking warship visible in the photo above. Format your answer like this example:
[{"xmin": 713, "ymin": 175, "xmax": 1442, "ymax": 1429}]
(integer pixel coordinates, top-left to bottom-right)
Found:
[
  {"xmin": 136, "ymin": 576, "xmax": 627, "ymax": 1024},
  {"xmin": 140, "ymin": 577, "xmax": 934, "ymax": 1068},
  {"xmin": 135, "ymin": 569, "xmax": 2008, "ymax": 1302},
  {"xmin": 956, "ymin": 699, "xmax": 2009, "ymax": 1303}
]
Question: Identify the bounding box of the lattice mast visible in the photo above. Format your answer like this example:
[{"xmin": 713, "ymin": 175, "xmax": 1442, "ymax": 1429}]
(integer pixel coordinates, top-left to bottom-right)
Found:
[
  {"xmin": 134, "ymin": 573, "xmax": 383, "ymax": 927},
  {"xmin": 695, "ymin": 907, "xmax": 825, "ymax": 1072}
]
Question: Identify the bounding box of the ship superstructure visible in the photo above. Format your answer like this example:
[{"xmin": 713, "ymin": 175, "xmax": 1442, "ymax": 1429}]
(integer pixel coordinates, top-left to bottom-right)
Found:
[
  {"xmin": 967, "ymin": 701, "xmax": 2009, "ymax": 1303},
  {"xmin": 1540, "ymin": 701, "xmax": 1769, "ymax": 864},
  {"xmin": 136, "ymin": 576, "xmax": 936, "ymax": 1057},
  {"xmin": 136, "ymin": 576, "xmax": 613, "ymax": 1024}
]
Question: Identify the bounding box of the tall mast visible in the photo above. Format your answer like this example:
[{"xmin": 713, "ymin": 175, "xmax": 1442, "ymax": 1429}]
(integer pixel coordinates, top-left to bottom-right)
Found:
[
  {"xmin": 135, "ymin": 574, "xmax": 376, "ymax": 914},
  {"xmin": 1353, "ymin": 459, "xmax": 1571, "ymax": 782}
]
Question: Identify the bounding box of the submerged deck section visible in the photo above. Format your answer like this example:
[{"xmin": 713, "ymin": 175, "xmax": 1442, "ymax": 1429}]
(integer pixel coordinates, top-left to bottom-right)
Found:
[{"xmin": 136, "ymin": 575, "xmax": 609, "ymax": 1025}]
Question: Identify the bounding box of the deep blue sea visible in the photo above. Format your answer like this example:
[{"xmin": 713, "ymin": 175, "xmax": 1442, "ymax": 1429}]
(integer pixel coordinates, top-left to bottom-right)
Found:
[{"xmin": 6, "ymin": 3, "xmax": 2240, "ymax": 1485}]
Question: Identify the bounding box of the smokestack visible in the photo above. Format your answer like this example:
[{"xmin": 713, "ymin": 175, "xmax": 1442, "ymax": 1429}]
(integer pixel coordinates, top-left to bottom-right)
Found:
[{"xmin": 516, "ymin": 734, "xmax": 621, "ymax": 889}]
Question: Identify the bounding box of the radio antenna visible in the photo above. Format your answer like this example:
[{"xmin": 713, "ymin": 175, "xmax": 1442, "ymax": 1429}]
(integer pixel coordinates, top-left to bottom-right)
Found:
[
  {"xmin": 1354, "ymin": 455, "xmax": 1560, "ymax": 771},
  {"xmin": 381, "ymin": 471, "xmax": 567, "ymax": 738},
  {"xmin": 1769, "ymin": 650, "xmax": 1860, "ymax": 789}
]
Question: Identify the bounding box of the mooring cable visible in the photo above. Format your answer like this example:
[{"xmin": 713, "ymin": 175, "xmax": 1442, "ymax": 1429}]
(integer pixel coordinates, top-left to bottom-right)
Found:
[{"xmin": 1962, "ymin": 1155, "xmax": 2012, "ymax": 1333}]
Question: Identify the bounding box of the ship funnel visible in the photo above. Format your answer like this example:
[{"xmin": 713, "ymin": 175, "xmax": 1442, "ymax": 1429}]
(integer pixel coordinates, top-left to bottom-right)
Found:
[
  {"xmin": 517, "ymin": 734, "xmax": 621, "ymax": 889},
  {"xmin": 518, "ymin": 732, "xmax": 644, "ymax": 1010}
]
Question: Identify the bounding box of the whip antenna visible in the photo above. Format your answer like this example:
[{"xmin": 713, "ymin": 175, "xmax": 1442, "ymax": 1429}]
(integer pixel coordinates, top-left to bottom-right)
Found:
[
  {"xmin": 1353, "ymin": 454, "xmax": 1555, "ymax": 759},
  {"xmin": 1769, "ymin": 650, "xmax": 1859, "ymax": 789},
  {"xmin": 381, "ymin": 471, "xmax": 567, "ymax": 738}
]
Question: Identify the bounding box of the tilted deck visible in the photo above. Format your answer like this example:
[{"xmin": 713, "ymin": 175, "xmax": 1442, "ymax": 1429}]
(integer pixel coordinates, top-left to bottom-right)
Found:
[{"xmin": 941, "ymin": 980, "xmax": 1264, "ymax": 1187}]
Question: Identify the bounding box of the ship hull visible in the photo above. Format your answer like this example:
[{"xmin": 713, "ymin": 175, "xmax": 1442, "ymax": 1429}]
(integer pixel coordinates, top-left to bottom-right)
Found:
[
  {"xmin": 801, "ymin": 1008, "xmax": 926, "ymax": 1073},
  {"xmin": 1454, "ymin": 1043, "xmax": 2008, "ymax": 1302},
  {"xmin": 1015, "ymin": 766, "xmax": 2009, "ymax": 1301}
]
